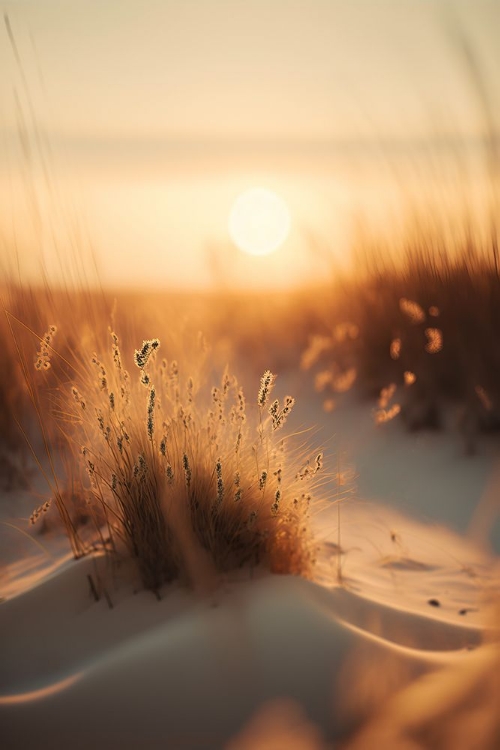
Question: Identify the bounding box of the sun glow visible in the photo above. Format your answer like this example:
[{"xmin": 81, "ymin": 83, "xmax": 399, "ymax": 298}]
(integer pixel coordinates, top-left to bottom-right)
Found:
[{"xmin": 228, "ymin": 187, "xmax": 291, "ymax": 256}]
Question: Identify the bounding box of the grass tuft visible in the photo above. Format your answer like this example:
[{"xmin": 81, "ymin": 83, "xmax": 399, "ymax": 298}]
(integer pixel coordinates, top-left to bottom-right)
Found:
[{"xmin": 56, "ymin": 331, "xmax": 322, "ymax": 592}]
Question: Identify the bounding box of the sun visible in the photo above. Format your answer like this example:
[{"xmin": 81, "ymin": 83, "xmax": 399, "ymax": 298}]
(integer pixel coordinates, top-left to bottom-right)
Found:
[{"xmin": 228, "ymin": 187, "xmax": 291, "ymax": 256}]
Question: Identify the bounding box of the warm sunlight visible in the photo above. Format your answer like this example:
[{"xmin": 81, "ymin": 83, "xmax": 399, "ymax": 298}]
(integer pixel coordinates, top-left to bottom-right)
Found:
[
  {"xmin": 2, "ymin": 4, "xmax": 500, "ymax": 748},
  {"xmin": 228, "ymin": 187, "xmax": 291, "ymax": 257}
]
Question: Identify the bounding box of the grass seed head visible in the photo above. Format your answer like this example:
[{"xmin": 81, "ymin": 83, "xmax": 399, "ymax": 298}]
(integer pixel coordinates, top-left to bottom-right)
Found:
[
  {"xmin": 34, "ymin": 324, "xmax": 57, "ymax": 370},
  {"xmin": 259, "ymin": 470, "xmax": 268, "ymax": 490},
  {"xmin": 147, "ymin": 386, "xmax": 156, "ymax": 440},
  {"xmin": 258, "ymin": 370, "xmax": 276, "ymax": 407},
  {"xmin": 399, "ymin": 298, "xmax": 426, "ymax": 324},
  {"xmin": 425, "ymin": 327, "xmax": 443, "ymax": 354},
  {"xmin": 134, "ymin": 338, "xmax": 160, "ymax": 370},
  {"xmin": 29, "ymin": 500, "xmax": 51, "ymax": 524}
]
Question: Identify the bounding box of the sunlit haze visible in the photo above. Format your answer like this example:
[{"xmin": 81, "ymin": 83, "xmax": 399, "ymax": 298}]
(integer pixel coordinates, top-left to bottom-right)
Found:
[
  {"xmin": 2, "ymin": 6, "xmax": 500, "ymax": 747},
  {"xmin": 1, "ymin": 0, "xmax": 499, "ymax": 289}
]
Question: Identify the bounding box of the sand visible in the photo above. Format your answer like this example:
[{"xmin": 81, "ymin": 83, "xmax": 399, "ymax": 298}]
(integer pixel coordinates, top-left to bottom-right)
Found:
[{"xmin": 1, "ymin": 397, "xmax": 499, "ymax": 749}]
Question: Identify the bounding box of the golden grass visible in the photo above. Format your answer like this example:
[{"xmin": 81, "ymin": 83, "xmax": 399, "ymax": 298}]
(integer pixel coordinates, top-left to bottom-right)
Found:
[
  {"xmin": 2, "ymin": 209, "xmax": 500, "ymax": 588},
  {"xmin": 62, "ymin": 330, "xmax": 322, "ymax": 592},
  {"xmin": 1, "ymin": 283, "xmax": 323, "ymax": 593}
]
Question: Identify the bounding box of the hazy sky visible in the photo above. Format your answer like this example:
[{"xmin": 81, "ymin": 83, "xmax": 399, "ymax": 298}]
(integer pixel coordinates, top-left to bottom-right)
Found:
[
  {"xmin": 2, "ymin": 0, "xmax": 499, "ymax": 143},
  {"xmin": 1, "ymin": 1, "xmax": 499, "ymax": 289}
]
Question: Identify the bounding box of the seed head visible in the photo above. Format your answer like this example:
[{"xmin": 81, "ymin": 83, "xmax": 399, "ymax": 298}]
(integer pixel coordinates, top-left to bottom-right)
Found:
[
  {"xmin": 258, "ymin": 370, "xmax": 276, "ymax": 408},
  {"xmin": 71, "ymin": 386, "xmax": 86, "ymax": 410},
  {"xmin": 183, "ymin": 453, "xmax": 192, "ymax": 490},
  {"xmin": 259, "ymin": 470, "xmax": 267, "ymax": 490},
  {"xmin": 147, "ymin": 386, "xmax": 156, "ymax": 440},
  {"xmin": 35, "ymin": 325, "xmax": 57, "ymax": 371},
  {"xmin": 134, "ymin": 339, "xmax": 160, "ymax": 370},
  {"xmin": 186, "ymin": 376, "xmax": 194, "ymax": 403},
  {"xmin": 425, "ymin": 327, "xmax": 443, "ymax": 354},
  {"xmin": 399, "ymin": 298, "xmax": 425, "ymax": 324},
  {"xmin": 29, "ymin": 500, "xmax": 51, "ymax": 524},
  {"xmin": 271, "ymin": 488, "xmax": 281, "ymax": 516},
  {"xmin": 165, "ymin": 463, "xmax": 174, "ymax": 484},
  {"xmin": 215, "ymin": 458, "xmax": 224, "ymax": 508},
  {"xmin": 160, "ymin": 435, "xmax": 167, "ymax": 457}
]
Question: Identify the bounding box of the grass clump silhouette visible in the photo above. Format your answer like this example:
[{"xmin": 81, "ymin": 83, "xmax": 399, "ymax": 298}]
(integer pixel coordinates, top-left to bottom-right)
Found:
[
  {"xmin": 301, "ymin": 221, "xmax": 500, "ymax": 453},
  {"xmin": 66, "ymin": 332, "xmax": 321, "ymax": 593}
]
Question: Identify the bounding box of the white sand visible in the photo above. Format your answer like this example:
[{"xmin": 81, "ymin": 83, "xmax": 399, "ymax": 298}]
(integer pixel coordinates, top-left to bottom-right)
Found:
[{"xmin": 1, "ymin": 398, "xmax": 499, "ymax": 749}]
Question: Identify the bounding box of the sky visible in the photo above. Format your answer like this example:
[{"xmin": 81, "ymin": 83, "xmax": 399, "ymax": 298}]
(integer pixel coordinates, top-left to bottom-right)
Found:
[{"xmin": 1, "ymin": 0, "xmax": 499, "ymax": 289}]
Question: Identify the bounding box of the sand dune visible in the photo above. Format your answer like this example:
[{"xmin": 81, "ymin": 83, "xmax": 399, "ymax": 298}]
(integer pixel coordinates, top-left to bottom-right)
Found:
[{"xmin": 1, "ymin": 496, "xmax": 498, "ymax": 749}]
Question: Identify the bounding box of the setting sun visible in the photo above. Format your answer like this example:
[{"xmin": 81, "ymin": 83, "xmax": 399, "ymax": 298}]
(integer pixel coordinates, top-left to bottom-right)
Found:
[{"xmin": 228, "ymin": 187, "xmax": 291, "ymax": 256}]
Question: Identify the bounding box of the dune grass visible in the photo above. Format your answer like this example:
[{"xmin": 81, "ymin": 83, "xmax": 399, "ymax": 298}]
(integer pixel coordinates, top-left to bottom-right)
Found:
[
  {"xmin": 0, "ymin": 286, "xmax": 323, "ymax": 594},
  {"xmin": 301, "ymin": 219, "xmax": 500, "ymax": 451},
  {"xmin": 66, "ymin": 331, "xmax": 322, "ymax": 592},
  {"xmin": 3, "ymin": 208, "xmax": 500, "ymax": 592}
]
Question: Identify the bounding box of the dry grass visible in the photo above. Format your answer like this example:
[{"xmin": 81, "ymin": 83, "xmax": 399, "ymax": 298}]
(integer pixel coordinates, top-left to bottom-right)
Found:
[
  {"xmin": 4, "ymin": 213, "xmax": 500, "ymax": 589},
  {"xmin": 1, "ymin": 288, "xmax": 323, "ymax": 593},
  {"xmin": 63, "ymin": 331, "xmax": 321, "ymax": 592},
  {"xmin": 301, "ymin": 220, "xmax": 500, "ymax": 450}
]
